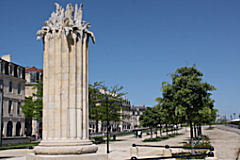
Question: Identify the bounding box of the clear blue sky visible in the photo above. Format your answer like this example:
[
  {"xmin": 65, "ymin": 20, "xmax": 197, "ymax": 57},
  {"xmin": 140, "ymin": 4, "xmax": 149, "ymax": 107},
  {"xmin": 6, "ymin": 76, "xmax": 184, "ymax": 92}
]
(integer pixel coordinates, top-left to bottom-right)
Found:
[{"xmin": 0, "ymin": 0, "xmax": 239, "ymax": 118}]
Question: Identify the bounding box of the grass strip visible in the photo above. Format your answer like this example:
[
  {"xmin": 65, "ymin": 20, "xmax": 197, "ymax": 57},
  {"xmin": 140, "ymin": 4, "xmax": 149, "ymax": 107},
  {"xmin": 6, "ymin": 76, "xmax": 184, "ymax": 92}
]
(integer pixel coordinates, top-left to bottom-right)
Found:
[
  {"xmin": 0, "ymin": 142, "xmax": 39, "ymax": 150},
  {"xmin": 143, "ymin": 133, "xmax": 183, "ymax": 142}
]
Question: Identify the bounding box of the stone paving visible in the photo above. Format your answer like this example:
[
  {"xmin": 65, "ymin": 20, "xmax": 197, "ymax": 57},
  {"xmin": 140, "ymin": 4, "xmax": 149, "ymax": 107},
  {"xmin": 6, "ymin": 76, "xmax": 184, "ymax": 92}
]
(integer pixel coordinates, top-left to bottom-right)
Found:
[
  {"xmin": 0, "ymin": 128, "xmax": 188, "ymax": 160},
  {"xmin": 204, "ymin": 125, "xmax": 240, "ymax": 160},
  {"xmin": 0, "ymin": 125, "xmax": 239, "ymax": 160},
  {"xmin": 97, "ymin": 128, "xmax": 189, "ymax": 160}
]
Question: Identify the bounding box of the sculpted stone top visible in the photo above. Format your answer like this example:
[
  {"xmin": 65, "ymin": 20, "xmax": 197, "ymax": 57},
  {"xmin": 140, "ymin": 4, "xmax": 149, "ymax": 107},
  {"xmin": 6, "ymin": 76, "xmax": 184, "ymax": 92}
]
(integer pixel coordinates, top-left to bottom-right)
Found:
[{"xmin": 37, "ymin": 3, "xmax": 95, "ymax": 43}]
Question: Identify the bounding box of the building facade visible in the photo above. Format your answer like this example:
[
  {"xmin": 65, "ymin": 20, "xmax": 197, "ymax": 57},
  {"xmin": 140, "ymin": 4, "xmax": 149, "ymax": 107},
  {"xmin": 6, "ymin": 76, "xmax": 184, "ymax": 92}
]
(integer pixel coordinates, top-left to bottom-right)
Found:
[
  {"xmin": 25, "ymin": 66, "xmax": 43, "ymax": 138},
  {"xmin": 89, "ymin": 91, "xmax": 132, "ymax": 134},
  {"xmin": 131, "ymin": 105, "xmax": 147, "ymax": 128},
  {"xmin": 0, "ymin": 55, "xmax": 25, "ymax": 137}
]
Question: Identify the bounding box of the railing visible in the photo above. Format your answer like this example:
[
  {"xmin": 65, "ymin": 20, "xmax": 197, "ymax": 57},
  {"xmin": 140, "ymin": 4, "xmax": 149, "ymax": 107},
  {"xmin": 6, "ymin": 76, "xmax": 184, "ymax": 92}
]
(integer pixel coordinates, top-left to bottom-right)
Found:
[
  {"xmin": 131, "ymin": 144, "xmax": 215, "ymax": 160},
  {"xmin": 225, "ymin": 124, "xmax": 240, "ymax": 129}
]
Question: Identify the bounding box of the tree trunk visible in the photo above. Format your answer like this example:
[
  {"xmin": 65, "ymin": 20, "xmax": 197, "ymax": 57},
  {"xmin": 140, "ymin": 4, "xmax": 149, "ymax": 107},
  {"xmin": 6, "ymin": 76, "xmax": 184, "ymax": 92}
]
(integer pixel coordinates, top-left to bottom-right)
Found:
[
  {"xmin": 25, "ymin": 118, "xmax": 32, "ymax": 136},
  {"xmin": 189, "ymin": 122, "xmax": 194, "ymax": 154},
  {"xmin": 194, "ymin": 123, "xmax": 197, "ymax": 138},
  {"xmin": 176, "ymin": 124, "xmax": 178, "ymax": 134},
  {"xmin": 160, "ymin": 125, "xmax": 162, "ymax": 137},
  {"xmin": 199, "ymin": 124, "xmax": 202, "ymax": 136},
  {"xmin": 166, "ymin": 124, "xmax": 168, "ymax": 136},
  {"xmin": 155, "ymin": 127, "xmax": 157, "ymax": 138},
  {"xmin": 96, "ymin": 120, "xmax": 99, "ymax": 133},
  {"xmin": 150, "ymin": 128, "xmax": 153, "ymax": 138},
  {"xmin": 190, "ymin": 122, "xmax": 193, "ymax": 139}
]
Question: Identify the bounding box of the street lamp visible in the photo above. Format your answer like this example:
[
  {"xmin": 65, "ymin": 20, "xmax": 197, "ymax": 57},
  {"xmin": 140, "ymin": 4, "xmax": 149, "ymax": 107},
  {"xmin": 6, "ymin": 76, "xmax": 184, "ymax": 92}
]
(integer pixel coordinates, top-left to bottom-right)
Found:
[
  {"xmin": 106, "ymin": 95, "xmax": 110, "ymax": 154},
  {"xmin": 0, "ymin": 80, "xmax": 3, "ymax": 146}
]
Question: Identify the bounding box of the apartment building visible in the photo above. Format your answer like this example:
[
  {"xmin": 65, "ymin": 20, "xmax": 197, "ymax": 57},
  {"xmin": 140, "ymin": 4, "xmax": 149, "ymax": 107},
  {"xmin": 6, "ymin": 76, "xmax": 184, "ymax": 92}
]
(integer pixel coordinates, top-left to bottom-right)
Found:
[{"xmin": 0, "ymin": 55, "xmax": 25, "ymax": 137}]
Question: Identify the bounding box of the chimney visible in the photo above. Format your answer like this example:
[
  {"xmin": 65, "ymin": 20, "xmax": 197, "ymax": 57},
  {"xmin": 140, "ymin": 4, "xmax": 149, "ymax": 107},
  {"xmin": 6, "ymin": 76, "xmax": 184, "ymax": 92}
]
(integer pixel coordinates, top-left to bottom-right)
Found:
[{"xmin": 2, "ymin": 54, "xmax": 11, "ymax": 62}]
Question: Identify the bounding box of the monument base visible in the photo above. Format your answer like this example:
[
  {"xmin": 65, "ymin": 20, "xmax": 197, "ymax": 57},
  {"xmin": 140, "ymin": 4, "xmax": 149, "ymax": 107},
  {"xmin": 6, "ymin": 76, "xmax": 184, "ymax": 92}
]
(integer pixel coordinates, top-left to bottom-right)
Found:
[
  {"xmin": 27, "ymin": 152, "xmax": 107, "ymax": 160},
  {"xmin": 26, "ymin": 140, "xmax": 107, "ymax": 160}
]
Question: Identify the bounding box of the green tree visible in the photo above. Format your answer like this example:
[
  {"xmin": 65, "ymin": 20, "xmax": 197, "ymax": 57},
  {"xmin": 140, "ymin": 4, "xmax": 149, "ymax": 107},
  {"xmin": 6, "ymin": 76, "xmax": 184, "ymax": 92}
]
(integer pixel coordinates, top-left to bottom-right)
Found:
[
  {"xmin": 21, "ymin": 82, "xmax": 43, "ymax": 136},
  {"xmin": 89, "ymin": 82, "xmax": 127, "ymax": 133},
  {"xmin": 139, "ymin": 107, "xmax": 157, "ymax": 138},
  {"xmin": 89, "ymin": 82, "xmax": 106, "ymax": 133},
  {"xmin": 21, "ymin": 82, "xmax": 43, "ymax": 120},
  {"xmin": 157, "ymin": 65, "xmax": 216, "ymax": 141}
]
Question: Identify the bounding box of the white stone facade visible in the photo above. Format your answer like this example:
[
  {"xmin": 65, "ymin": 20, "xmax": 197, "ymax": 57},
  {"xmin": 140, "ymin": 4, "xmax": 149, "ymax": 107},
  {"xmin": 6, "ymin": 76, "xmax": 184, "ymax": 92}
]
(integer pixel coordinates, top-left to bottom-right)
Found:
[
  {"xmin": 131, "ymin": 105, "xmax": 147, "ymax": 128},
  {"xmin": 0, "ymin": 57, "xmax": 25, "ymax": 137},
  {"xmin": 89, "ymin": 97, "xmax": 132, "ymax": 134}
]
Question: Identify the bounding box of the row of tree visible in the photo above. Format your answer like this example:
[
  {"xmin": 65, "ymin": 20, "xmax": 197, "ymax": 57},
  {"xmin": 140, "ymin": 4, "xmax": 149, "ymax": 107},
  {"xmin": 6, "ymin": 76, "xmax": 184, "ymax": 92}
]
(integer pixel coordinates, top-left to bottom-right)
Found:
[
  {"xmin": 89, "ymin": 82, "xmax": 128, "ymax": 132},
  {"xmin": 21, "ymin": 81, "xmax": 127, "ymax": 135},
  {"xmin": 140, "ymin": 65, "xmax": 217, "ymax": 140}
]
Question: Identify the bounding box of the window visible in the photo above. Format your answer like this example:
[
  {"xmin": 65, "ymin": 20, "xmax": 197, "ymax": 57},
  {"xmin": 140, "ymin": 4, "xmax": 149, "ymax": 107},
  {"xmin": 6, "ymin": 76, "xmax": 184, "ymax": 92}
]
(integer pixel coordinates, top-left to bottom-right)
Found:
[
  {"xmin": 9, "ymin": 65, "xmax": 12, "ymax": 75},
  {"xmin": 17, "ymin": 102, "xmax": 20, "ymax": 115},
  {"xmin": 18, "ymin": 83, "xmax": 21, "ymax": 94},
  {"xmin": 14, "ymin": 66, "xmax": 18, "ymax": 77},
  {"xmin": 30, "ymin": 72, "xmax": 34, "ymax": 82},
  {"xmin": 36, "ymin": 72, "xmax": 39, "ymax": 81},
  {"xmin": 18, "ymin": 68, "xmax": 21, "ymax": 78},
  {"xmin": 9, "ymin": 81, "xmax": 12, "ymax": 92},
  {"xmin": 8, "ymin": 101, "xmax": 12, "ymax": 114},
  {"xmin": 5, "ymin": 62, "xmax": 9, "ymax": 75},
  {"xmin": 22, "ymin": 69, "xmax": 25, "ymax": 80}
]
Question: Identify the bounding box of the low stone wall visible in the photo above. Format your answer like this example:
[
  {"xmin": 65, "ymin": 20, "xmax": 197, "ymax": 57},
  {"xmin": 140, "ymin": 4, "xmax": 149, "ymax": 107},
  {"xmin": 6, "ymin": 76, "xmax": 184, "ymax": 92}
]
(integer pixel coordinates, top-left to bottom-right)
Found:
[{"xmin": 2, "ymin": 137, "xmax": 31, "ymax": 145}]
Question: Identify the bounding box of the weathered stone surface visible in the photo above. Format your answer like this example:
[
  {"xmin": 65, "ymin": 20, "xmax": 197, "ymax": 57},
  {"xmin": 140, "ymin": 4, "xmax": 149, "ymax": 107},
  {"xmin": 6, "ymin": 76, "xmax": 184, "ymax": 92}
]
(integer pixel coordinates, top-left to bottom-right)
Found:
[
  {"xmin": 27, "ymin": 152, "xmax": 107, "ymax": 160},
  {"xmin": 34, "ymin": 145, "xmax": 98, "ymax": 155},
  {"xmin": 163, "ymin": 148, "xmax": 172, "ymax": 157},
  {"xmin": 27, "ymin": 3, "xmax": 102, "ymax": 160}
]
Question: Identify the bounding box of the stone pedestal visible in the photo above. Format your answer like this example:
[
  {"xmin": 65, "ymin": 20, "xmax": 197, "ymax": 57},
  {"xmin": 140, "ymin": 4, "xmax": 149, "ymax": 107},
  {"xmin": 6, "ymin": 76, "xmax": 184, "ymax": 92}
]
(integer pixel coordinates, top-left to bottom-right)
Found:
[
  {"xmin": 163, "ymin": 148, "xmax": 172, "ymax": 157},
  {"xmin": 28, "ymin": 3, "xmax": 106, "ymax": 160}
]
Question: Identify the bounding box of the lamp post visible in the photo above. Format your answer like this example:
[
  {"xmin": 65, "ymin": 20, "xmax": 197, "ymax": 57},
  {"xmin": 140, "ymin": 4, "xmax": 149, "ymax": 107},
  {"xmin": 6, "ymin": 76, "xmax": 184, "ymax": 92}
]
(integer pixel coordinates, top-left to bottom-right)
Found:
[
  {"xmin": 106, "ymin": 96, "xmax": 110, "ymax": 154},
  {"xmin": 0, "ymin": 80, "xmax": 3, "ymax": 146}
]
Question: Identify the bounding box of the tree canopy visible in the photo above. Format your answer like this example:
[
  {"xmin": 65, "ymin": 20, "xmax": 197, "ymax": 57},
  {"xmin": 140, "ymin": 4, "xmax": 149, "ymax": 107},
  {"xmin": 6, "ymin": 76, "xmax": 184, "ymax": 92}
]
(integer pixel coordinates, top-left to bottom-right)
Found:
[
  {"xmin": 140, "ymin": 65, "xmax": 217, "ymax": 139},
  {"xmin": 89, "ymin": 82, "xmax": 128, "ymax": 132},
  {"xmin": 21, "ymin": 82, "xmax": 43, "ymax": 121}
]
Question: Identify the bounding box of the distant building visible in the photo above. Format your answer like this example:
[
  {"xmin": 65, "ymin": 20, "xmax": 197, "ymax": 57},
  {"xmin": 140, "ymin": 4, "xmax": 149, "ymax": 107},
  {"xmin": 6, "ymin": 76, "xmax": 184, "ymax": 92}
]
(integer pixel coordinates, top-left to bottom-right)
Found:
[
  {"xmin": 89, "ymin": 90, "xmax": 131, "ymax": 134},
  {"xmin": 118, "ymin": 96, "xmax": 131, "ymax": 131},
  {"xmin": 0, "ymin": 55, "xmax": 25, "ymax": 137},
  {"xmin": 25, "ymin": 67, "xmax": 43, "ymax": 97},
  {"xmin": 25, "ymin": 67, "xmax": 43, "ymax": 138},
  {"xmin": 131, "ymin": 105, "xmax": 147, "ymax": 128}
]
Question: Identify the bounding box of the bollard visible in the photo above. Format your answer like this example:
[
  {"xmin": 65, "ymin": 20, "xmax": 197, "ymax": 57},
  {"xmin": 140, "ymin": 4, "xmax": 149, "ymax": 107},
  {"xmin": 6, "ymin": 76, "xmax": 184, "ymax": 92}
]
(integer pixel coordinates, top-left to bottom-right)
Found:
[
  {"xmin": 210, "ymin": 146, "xmax": 214, "ymax": 151},
  {"xmin": 113, "ymin": 135, "xmax": 116, "ymax": 141},
  {"xmin": 205, "ymin": 151, "xmax": 218, "ymax": 160},
  {"xmin": 130, "ymin": 144, "xmax": 139, "ymax": 157},
  {"xmin": 163, "ymin": 147, "xmax": 172, "ymax": 157},
  {"xmin": 165, "ymin": 145, "xmax": 170, "ymax": 149},
  {"xmin": 208, "ymin": 151, "xmax": 214, "ymax": 157}
]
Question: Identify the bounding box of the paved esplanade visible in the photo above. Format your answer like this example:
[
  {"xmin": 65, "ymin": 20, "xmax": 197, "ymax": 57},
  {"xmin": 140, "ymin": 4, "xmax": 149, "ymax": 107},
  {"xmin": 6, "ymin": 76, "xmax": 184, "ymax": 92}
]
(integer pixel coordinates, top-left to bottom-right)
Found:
[
  {"xmin": 1, "ymin": 126, "xmax": 240, "ymax": 159},
  {"xmin": 204, "ymin": 125, "xmax": 240, "ymax": 160}
]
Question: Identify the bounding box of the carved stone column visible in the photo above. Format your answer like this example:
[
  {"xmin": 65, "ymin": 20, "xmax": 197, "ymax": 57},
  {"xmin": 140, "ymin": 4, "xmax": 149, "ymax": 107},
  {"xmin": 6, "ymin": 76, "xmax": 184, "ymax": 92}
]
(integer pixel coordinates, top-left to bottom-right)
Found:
[
  {"xmin": 3, "ymin": 121, "xmax": 7, "ymax": 137},
  {"xmin": 21, "ymin": 121, "xmax": 25, "ymax": 136},
  {"xmin": 12, "ymin": 121, "xmax": 16, "ymax": 137},
  {"xmin": 27, "ymin": 3, "xmax": 106, "ymax": 160}
]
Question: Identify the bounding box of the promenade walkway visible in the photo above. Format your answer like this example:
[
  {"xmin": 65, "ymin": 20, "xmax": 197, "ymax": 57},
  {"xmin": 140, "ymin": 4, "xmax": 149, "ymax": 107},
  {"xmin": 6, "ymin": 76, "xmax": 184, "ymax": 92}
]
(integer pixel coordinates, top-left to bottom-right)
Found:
[
  {"xmin": 97, "ymin": 128, "xmax": 189, "ymax": 160},
  {"xmin": 0, "ymin": 128, "xmax": 189, "ymax": 160},
  {"xmin": 204, "ymin": 125, "xmax": 240, "ymax": 160},
  {"xmin": 1, "ymin": 126, "xmax": 239, "ymax": 160}
]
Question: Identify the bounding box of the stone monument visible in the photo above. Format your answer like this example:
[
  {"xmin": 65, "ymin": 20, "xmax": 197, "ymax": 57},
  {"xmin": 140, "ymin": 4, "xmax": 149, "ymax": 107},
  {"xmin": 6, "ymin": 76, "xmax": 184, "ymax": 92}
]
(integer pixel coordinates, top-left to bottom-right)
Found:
[{"xmin": 27, "ymin": 3, "xmax": 106, "ymax": 160}]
